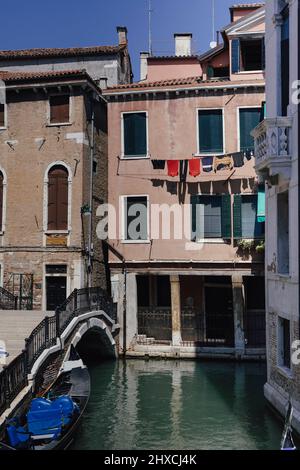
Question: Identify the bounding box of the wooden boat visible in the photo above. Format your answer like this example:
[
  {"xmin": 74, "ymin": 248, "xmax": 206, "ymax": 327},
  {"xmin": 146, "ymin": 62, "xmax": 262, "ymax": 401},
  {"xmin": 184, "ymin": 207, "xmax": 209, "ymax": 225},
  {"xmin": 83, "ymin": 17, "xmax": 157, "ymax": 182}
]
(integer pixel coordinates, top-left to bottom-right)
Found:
[
  {"xmin": 281, "ymin": 401, "xmax": 297, "ymax": 451},
  {"xmin": 0, "ymin": 345, "xmax": 90, "ymax": 451}
]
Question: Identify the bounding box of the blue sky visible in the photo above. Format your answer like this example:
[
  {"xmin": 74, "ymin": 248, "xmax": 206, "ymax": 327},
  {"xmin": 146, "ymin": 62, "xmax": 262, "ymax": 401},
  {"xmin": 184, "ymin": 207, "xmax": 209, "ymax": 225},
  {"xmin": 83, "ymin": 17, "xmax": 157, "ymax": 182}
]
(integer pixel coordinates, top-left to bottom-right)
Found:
[{"xmin": 0, "ymin": 0, "xmax": 262, "ymax": 80}]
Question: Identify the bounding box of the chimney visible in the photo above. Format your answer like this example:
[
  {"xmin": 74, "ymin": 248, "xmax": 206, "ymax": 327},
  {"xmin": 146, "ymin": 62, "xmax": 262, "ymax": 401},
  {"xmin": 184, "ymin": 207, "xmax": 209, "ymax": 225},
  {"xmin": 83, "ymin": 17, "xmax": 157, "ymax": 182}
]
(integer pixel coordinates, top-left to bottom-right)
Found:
[
  {"xmin": 174, "ymin": 33, "xmax": 192, "ymax": 56},
  {"xmin": 140, "ymin": 52, "xmax": 149, "ymax": 81},
  {"xmin": 117, "ymin": 26, "xmax": 128, "ymax": 45},
  {"xmin": 99, "ymin": 77, "xmax": 108, "ymax": 90}
]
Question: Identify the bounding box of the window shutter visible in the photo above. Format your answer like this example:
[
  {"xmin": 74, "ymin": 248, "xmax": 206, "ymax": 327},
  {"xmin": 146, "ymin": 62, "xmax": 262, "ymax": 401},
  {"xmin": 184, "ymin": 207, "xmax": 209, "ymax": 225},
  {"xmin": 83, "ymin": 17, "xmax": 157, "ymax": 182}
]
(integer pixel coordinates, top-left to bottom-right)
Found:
[
  {"xmin": 123, "ymin": 113, "xmax": 147, "ymax": 156},
  {"xmin": 231, "ymin": 39, "xmax": 240, "ymax": 74},
  {"xmin": 239, "ymin": 108, "xmax": 261, "ymax": 152},
  {"xmin": 198, "ymin": 110, "xmax": 223, "ymax": 154},
  {"xmin": 191, "ymin": 195, "xmax": 199, "ymax": 241},
  {"xmin": 221, "ymin": 194, "xmax": 231, "ymax": 239},
  {"xmin": 261, "ymin": 37, "xmax": 265, "ymax": 71},
  {"xmin": 50, "ymin": 95, "xmax": 70, "ymax": 124},
  {"xmin": 0, "ymin": 172, "xmax": 3, "ymax": 231},
  {"xmin": 233, "ymin": 195, "xmax": 242, "ymax": 238},
  {"xmin": 0, "ymin": 104, "xmax": 4, "ymax": 127},
  {"xmin": 48, "ymin": 166, "xmax": 68, "ymax": 231}
]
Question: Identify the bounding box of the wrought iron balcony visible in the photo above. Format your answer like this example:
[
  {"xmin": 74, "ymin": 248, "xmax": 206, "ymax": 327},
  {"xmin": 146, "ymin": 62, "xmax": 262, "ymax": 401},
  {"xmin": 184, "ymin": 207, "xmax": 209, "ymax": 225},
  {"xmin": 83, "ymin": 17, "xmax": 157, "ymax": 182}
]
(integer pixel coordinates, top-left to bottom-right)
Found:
[{"xmin": 251, "ymin": 117, "xmax": 293, "ymax": 181}]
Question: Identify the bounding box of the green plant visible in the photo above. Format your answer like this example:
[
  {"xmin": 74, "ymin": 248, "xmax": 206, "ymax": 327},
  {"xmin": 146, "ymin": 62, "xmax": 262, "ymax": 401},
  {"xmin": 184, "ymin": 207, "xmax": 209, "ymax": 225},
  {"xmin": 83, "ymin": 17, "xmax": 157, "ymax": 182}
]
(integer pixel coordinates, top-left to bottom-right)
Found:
[
  {"xmin": 237, "ymin": 239, "xmax": 255, "ymax": 251},
  {"xmin": 255, "ymin": 240, "xmax": 265, "ymax": 253}
]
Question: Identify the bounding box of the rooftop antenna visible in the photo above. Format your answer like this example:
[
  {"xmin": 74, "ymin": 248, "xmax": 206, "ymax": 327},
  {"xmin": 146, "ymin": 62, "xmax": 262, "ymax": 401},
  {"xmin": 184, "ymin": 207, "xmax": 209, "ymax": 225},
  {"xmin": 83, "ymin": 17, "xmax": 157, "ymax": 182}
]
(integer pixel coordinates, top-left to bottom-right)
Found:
[
  {"xmin": 210, "ymin": 0, "xmax": 217, "ymax": 49},
  {"xmin": 148, "ymin": 0, "xmax": 153, "ymax": 56}
]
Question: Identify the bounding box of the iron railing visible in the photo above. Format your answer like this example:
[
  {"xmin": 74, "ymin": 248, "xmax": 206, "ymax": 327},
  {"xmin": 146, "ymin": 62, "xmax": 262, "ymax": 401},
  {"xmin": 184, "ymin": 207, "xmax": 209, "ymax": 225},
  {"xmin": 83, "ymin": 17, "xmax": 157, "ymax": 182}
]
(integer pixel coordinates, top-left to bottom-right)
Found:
[
  {"xmin": 138, "ymin": 307, "xmax": 172, "ymax": 341},
  {"xmin": 0, "ymin": 287, "xmax": 117, "ymax": 415},
  {"xmin": 0, "ymin": 286, "xmax": 18, "ymax": 310},
  {"xmin": 244, "ymin": 310, "xmax": 266, "ymax": 348}
]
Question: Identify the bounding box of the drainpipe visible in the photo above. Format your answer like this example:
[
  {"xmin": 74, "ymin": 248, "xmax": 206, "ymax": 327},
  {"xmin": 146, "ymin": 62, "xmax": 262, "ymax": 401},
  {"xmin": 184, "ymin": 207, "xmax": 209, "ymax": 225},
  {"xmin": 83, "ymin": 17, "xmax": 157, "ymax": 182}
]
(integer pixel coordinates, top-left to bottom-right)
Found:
[
  {"xmin": 298, "ymin": 0, "xmax": 300, "ymax": 335},
  {"xmin": 87, "ymin": 95, "xmax": 95, "ymax": 288}
]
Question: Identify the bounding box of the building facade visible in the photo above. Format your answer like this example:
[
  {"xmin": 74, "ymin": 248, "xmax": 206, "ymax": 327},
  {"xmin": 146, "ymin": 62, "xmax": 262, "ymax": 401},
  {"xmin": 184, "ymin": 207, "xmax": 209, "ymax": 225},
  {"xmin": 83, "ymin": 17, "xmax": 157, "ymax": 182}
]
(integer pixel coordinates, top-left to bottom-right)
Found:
[
  {"xmin": 0, "ymin": 27, "xmax": 132, "ymax": 87},
  {"xmin": 0, "ymin": 69, "xmax": 108, "ymax": 310},
  {"xmin": 252, "ymin": 0, "xmax": 300, "ymax": 431},
  {"xmin": 104, "ymin": 5, "xmax": 267, "ymax": 359}
]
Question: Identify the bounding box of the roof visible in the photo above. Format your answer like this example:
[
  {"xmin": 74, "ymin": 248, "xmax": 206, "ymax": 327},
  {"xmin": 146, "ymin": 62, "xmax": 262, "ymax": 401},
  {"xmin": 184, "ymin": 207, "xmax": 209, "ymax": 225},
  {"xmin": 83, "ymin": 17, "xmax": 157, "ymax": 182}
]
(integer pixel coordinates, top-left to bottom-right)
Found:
[
  {"xmin": 221, "ymin": 4, "xmax": 265, "ymax": 33},
  {"xmin": 0, "ymin": 44, "xmax": 126, "ymax": 61},
  {"xmin": 230, "ymin": 3, "xmax": 264, "ymax": 10},
  {"xmin": 105, "ymin": 76, "xmax": 265, "ymax": 94},
  {"xmin": 147, "ymin": 55, "xmax": 200, "ymax": 61},
  {"xmin": 198, "ymin": 43, "xmax": 225, "ymax": 62},
  {"xmin": 0, "ymin": 69, "xmax": 98, "ymax": 86}
]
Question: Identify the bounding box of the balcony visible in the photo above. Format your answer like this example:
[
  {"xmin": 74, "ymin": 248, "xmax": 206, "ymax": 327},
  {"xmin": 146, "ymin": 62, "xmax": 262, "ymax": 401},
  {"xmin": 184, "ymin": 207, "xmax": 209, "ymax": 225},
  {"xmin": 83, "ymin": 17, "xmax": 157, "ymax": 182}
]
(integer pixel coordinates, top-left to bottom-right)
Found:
[{"xmin": 252, "ymin": 117, "xmax": 293, "ymax": 181}]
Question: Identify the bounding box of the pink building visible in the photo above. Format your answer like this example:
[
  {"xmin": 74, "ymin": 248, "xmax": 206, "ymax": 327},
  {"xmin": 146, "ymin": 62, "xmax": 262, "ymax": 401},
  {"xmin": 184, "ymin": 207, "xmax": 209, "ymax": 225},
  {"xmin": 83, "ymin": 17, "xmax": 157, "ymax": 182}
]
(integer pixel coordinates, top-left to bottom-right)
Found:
[{"xmin": 104, "ymin": 4, "xmax": 266, "ymax": 359}]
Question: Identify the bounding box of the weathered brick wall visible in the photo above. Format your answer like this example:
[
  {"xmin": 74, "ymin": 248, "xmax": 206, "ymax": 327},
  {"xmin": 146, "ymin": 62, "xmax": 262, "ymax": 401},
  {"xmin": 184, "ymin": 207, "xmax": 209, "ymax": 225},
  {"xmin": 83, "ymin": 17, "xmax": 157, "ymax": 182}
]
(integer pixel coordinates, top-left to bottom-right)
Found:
[{"xmin": 0, "ymin": 86, "xmax": 108, "ymax": 308}]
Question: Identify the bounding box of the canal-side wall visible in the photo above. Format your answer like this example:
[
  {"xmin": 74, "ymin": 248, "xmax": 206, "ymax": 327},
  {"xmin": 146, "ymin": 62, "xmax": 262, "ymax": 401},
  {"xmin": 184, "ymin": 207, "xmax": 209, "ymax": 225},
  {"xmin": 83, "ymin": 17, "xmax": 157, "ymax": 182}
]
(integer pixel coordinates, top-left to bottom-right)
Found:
[{"xmin": 112, "ymin": 271, "xmax": 266, "ymax": 361}]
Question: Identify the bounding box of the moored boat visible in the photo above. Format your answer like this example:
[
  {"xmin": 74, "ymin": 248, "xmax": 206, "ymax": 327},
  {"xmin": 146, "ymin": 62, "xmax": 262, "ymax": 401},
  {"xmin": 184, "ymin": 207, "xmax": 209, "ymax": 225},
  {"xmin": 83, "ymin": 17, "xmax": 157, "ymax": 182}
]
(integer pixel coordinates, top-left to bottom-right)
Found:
[{"xmin": 0, "ymin": 346, "xmax": 90, "ymax": 451}]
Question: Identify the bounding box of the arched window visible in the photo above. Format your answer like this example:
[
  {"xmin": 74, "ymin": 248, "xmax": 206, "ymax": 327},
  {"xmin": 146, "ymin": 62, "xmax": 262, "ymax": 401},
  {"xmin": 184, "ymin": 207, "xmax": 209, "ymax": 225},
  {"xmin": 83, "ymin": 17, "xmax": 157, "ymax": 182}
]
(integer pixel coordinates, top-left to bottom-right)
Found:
[
  {"xmin": 47, "ymin": 165, "xmax": 68, "ymax": 231},
  {"xmin": 0, "ymin": 172, "xmax": 3, "ymax": 231}
]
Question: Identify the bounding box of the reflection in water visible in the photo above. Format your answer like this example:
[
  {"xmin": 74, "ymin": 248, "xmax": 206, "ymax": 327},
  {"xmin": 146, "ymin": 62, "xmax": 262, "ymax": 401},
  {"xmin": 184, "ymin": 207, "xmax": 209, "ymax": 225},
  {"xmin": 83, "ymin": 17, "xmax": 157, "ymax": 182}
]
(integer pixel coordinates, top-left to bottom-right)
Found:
[{"xmin": 71, "ymin": 360, "xmax": 282, "ymax": 450}]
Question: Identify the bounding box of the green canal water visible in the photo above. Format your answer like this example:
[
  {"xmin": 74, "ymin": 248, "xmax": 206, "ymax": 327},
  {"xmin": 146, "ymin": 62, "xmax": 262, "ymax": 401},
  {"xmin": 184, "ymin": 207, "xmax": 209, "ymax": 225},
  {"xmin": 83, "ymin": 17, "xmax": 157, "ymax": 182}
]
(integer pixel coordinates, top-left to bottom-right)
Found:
[{"xmin": 71, "ymin": 360, "xmax": 283, "ymax": 450}]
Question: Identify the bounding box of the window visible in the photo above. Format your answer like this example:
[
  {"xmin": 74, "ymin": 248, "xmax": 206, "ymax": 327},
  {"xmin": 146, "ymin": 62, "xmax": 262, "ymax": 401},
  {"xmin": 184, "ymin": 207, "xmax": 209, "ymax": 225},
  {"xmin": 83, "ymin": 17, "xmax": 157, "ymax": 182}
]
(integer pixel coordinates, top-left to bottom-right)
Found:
[
  {"xmin": 46, "ymin": 265, "xmax": 67, "ymax": 274},
  {"xmin": 231, "ymin": 38, "xmax": 265, "ymax": 73},
  {"xmin": 239, "ymin": 108, "xmax": 261, "ymax": 152},
  {"xmin": 233, "ymin": 195, "xmax": 265, "ymax": 239},
  {"xmin": 0, "ymin": 172, "xmax": 3, "ymax": 231},
  {"xmin": 281, "ymin": 6, "xmax": 289, "ymax": 116},
  {"xmin": 0, "ymin": 104, "xmax": 5, "ymax": 127},
  {"xmin": 278, "ymin": 317, "xmax": 291, "ymax": 369},
  {"xmin": 277, "ymin": 191, "xmax": 289, "ymax": 274},
  {"xmin": 123, "ymin": 196, "xmax": 148, "ymax": 241},
  {"xmin": 49, "ymin": 95, "xmax": 70, "ymax": 124},
  {"xmin": 47, "ymin": 165, "xmax": 69, "ymax": 231},
  {"xmin": 198, "ymin": 109, "xmax": 224, "ymax": 154},
  {"xmin": 123, "ymin": 112, "xmax": 147, "ymax": 157},
  {"xmin": 191, "ymin": 194, "xmax": 231, "ymax": 240}
]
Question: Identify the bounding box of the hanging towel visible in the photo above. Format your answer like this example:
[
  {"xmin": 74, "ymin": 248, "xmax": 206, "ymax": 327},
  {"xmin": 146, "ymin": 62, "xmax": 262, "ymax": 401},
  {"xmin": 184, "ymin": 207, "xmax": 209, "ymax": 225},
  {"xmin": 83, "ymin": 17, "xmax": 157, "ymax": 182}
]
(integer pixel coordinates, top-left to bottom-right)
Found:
[
  {"xmin": 152, "ymin": 160, "xmax": 166, "ymax": 170},
  {"xmin": 214, "ymin": 155, "xmax": 233, "ymax": 172},
  {"xmin": 189, "ymin": 159, "xmax": 201, "ymax": 177},
  {"xmin": 180, "ymin": 160, "xmax": 188, "ymax": 182},
  {"xmin": 244, "ymin": 150, "xmax": 253, "ymax": 161},
  {"xmin": 232, "ymin": 152, "xmax": 244, "ymax": 168},
  {"xmin": 257, "ymin": 186, "xmax": 266, "ymax": 223},
  {"xmin": 201, "ymin": 156, "xmax": 214, "ymax": 173},
  {"xmin": 167, "ymin": 160, "xmax": 179, "ymax": 177}
]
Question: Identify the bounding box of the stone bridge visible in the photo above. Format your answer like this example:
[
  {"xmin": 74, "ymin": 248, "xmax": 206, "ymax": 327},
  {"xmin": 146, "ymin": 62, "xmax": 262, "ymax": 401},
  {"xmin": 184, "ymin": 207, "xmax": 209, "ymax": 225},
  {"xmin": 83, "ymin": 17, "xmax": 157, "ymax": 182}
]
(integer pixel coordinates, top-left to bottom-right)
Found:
[{"xmin": 0, "ymin": 287, "xmax": 119, "ymax": 426}]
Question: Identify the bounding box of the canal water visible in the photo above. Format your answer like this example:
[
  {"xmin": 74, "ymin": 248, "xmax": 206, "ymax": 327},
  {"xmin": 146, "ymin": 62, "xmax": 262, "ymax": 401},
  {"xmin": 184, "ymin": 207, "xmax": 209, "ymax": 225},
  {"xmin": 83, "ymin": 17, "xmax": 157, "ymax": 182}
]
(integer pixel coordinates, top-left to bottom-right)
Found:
[{"xmin": 71, "ymin": 359, "xmax": 283, "ymax": 450}]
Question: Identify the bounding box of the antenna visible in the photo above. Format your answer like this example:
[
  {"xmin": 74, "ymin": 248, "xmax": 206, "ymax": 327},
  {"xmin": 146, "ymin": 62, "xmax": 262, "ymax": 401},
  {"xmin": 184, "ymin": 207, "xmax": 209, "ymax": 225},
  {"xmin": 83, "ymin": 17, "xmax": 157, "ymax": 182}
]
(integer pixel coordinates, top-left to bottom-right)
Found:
[
  {"xmin": 210, "ymin": 0, "xmax": 217, "ymax": 49},
  {"xmin": 148, "ymin": 0, "xmax": 153, "ymax": 56}
]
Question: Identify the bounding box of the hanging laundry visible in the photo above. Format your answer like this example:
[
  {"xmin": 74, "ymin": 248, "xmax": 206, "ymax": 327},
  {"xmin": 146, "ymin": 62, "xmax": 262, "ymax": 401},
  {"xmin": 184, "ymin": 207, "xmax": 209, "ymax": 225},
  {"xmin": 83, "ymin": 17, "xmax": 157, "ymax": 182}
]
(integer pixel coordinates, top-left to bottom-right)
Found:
[
  {"xmin": 244, "ymin": 150, "xmax": 253, "ymax": 161},
  {"xmin": 189, "ymin": 159, "xmax": 201, "ymax": 177},
  {"xmin": 201, "ymin": 156, "xmax": 214, "ymax": 173},
  {"xmin": 214, "ymin": 155, "xmax": 233, "ymax": 172},
  {"xmin": 180, "ymin": 160, "xmax": 188, "ymax": 182},
  {"xmin": 167, "ymin": 160, "xmax": 179, "ymax": 177},
  {"xmin": 232, "ymin": 152, "xmax": 245, "ymax": 168},
  {"xmin": 152, "ymin": 160, "xmax": 166, "ymax": 170}
]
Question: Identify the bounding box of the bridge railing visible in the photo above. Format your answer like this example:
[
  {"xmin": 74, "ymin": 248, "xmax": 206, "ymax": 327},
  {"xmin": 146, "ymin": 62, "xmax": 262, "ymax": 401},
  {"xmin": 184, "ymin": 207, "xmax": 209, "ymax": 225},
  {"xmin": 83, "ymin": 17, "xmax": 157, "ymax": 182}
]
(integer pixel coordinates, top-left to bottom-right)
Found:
[
  {"xmin": 0, "ymin": 287, "xmax": 18, "ymax": 310},
  {"xmin": 0, "ymin": 287, "xmax": 117, "ymax": 416}
]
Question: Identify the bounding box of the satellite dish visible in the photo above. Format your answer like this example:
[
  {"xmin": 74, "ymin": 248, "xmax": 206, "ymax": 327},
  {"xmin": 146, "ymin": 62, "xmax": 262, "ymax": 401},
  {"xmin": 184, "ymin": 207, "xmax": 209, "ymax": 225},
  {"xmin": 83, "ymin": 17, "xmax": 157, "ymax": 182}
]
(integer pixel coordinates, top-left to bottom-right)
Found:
[{"xmin": 210, "ymin": 41, "xmax": 217, "ymax": 49}]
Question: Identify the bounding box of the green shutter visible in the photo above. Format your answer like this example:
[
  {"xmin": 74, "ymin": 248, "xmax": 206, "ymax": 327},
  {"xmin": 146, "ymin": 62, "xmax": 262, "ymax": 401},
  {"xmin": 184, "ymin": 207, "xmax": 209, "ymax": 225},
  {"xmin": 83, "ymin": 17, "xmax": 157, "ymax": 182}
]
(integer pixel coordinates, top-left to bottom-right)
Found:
[
  {"xmin": 191, "ymin": 195, "xmax": 199, "ymax": 241},
  {"xmin": 233, "ymin": 195, "xmax": 242, "ymax": 238},
  {"xmin": 221, "ymin": 194, "xmax": 232, "ymax": 239},
  {"xmin": 123, "ymin": 113, "xmax": 147, "ymax": 156},
  {"xmin": 239, "ymin": 108, "xmax": 261, "ymax": 151},
  {"xmin": 231, "ymin": 39, "xmax": 240, "ymax": 74},
  {"xmin": 198, "ymin": 110, "xmax": 223, "ymax": 154}
]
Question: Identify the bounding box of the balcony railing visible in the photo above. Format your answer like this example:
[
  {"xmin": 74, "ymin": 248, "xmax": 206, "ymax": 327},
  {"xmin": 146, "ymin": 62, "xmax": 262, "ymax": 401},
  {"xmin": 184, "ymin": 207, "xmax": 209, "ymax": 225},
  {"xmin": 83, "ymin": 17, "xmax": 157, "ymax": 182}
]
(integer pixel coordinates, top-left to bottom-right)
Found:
[{"xmin": 252, "ymin": 117, "xmax": 292, "ymax": 180}]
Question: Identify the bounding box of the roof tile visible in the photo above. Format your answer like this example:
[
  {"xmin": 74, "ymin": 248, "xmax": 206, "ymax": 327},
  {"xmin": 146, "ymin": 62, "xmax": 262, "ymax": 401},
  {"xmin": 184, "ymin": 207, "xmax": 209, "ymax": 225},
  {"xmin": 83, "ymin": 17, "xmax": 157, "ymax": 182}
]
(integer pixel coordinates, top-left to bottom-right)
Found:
[{"xmin": 0, "ymin": 44, "xmax": 125, "ymax": 60}]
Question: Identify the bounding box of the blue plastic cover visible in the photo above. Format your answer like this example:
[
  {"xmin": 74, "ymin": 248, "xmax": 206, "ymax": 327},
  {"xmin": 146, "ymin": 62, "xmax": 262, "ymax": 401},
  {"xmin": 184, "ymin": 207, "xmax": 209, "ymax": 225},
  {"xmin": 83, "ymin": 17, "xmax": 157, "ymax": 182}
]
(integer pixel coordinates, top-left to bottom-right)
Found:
[{"xmin": 27, "ymin": 409, "xmax": 62, "ymax": 436}]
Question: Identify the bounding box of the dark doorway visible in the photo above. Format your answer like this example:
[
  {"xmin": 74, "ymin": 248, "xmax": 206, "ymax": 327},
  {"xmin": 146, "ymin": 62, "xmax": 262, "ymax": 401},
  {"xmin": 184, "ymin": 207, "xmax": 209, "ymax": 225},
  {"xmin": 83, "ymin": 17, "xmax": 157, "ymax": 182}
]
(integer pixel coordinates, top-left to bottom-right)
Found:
[
  {"xmin": 205, "ymin": 284, "xmax": 234, "ymax": 347},
  {"xmin": 46, "ymin": 277, "xmax": 67, "ymax": 311}
]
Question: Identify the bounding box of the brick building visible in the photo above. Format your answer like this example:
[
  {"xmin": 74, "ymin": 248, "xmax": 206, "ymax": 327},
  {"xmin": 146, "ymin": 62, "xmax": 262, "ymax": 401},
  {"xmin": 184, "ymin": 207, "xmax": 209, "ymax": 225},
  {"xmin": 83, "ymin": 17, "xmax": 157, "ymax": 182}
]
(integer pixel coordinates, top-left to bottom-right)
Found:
[{"xmin": 0, "ymin": 69, "xmax": 108, "ymax": 310}]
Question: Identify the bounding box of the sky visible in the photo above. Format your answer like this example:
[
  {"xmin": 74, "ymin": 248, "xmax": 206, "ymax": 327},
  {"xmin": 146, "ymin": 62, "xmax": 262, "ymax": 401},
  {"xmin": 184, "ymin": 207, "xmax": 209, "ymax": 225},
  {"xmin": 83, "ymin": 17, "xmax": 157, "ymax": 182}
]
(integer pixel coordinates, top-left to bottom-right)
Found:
[{"xmin": 0, "ymin": 0, "xmax": 263, "ymax": 80}]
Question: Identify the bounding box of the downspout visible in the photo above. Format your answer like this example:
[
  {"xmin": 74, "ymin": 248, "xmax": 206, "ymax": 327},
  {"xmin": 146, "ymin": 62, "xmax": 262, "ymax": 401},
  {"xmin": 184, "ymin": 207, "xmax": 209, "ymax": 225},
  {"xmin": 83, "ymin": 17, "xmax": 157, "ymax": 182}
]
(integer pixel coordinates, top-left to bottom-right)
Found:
[
  {"xmin": 298, "ymin": 0, "xmax": 300, "ymax": 336},
  {"xmin": 87, "ymin": 95, "xmax": 95, "ymax": 288}
]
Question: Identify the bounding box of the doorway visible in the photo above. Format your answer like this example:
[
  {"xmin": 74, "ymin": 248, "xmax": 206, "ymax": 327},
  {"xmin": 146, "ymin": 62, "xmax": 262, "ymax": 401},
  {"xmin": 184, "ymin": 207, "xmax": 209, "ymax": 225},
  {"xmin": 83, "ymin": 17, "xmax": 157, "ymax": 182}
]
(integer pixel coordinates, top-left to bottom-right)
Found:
[
  {"xmin": 204, "ymin": 277, "xmax": 234, "ymax": 347},
  {"xmin": 46, "ymin": 276, "xmax": 67, "ymax": 311}
]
